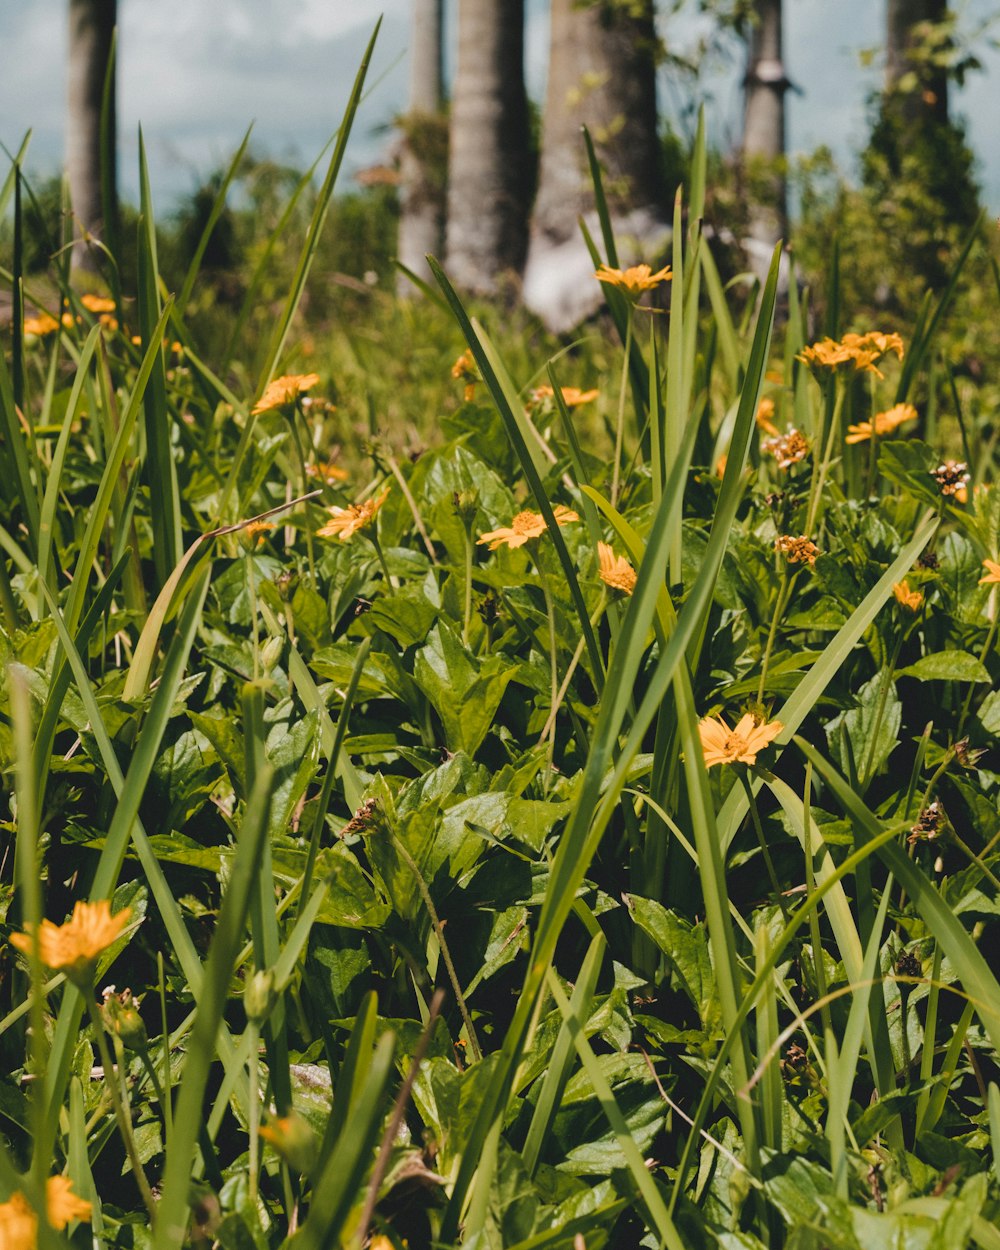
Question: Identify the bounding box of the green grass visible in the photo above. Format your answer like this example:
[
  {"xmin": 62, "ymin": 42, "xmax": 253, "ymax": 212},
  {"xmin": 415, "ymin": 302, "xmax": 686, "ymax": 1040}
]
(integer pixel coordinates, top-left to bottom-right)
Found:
[{"xmin": 2, "ymin": 36, "xmax": 1000, "ymax": 1250}]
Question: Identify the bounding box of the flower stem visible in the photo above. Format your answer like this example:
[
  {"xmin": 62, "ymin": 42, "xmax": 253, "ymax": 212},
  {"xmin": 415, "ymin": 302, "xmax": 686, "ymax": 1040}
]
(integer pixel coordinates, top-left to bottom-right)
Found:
[
  {"xmin": 248, "ymin": 1021, "xmax": 261, "ymax": 1207},
  {"xmin": 288, "ymin": 410, "xmax": 316, "ymax": 585},
  {"xmin": 537, "ymin": 559, "xmax": 561, "ymax": 783},
  {"xmin": 741, "ymin": 774, "xmax": 790, "ymax": 921},
  {"xmin": 367, "ymin": 530, "xmax": 394, "ymax": 589},
  {"xmin": 756, "ymin": 568, "xmax": 794, "ymax": 706},
  {"xmin": 538, "ymin": 594, "xmax": 606, "ymax": 745},
  {"xmin": 463, "ymin": 530, "xmax": 474, "ymax": 649},
  {"xmin": 246, "ymin": 553, "xmax": 260, "ymax": 681},
  {"xmin": 860, "ymin": 631, "xmax": 903, "ymax": 787},
  {"xmin": 611, "ymin": 310, "xmax": 634, "ymax": 508},
  {"xmin": 86, "ymin": 996, "xmax": 158, "ymax": 1220},
  {"xmin": 805, "ymin": 384, "xmax": 845, "ymax": 536}
]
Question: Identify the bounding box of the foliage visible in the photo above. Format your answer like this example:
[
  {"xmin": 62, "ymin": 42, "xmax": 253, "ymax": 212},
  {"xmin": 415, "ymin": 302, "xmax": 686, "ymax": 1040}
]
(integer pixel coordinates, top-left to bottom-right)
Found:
[{"xmin": 2, "ymin": 35, "xmax": 1000, "ymax": 1250}]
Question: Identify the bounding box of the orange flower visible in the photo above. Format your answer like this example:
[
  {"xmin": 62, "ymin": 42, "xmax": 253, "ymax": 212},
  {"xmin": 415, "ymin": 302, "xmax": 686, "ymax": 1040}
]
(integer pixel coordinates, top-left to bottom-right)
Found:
[
  {"xmin": 252, "ymin": 373, "xmax": 320, "ymax": 415},
  {"xmin": 529, "ymin": 385, "xmax": 599, "ymax": 409},
  {"xmin": 775, "ymin": 535, "xmax": 820, "ymax": 566},
  {"xmin": 80, "ymin": 294, "xmax": 116, "ymax": 314},
  {"xmin": 10, "ymin": 900, "xmax": 131, "ymax": 983},
  {"xmin": 477, "ymin": 505, "xmax": 579, "ymax": 551},
  {"xmin": 979, "ymin": 559, "xmax": 1000, "ymax": 585},
  {"xmin": 893, "ymin": 581, "xmax": 923, "ymax": 612},
  {"xmin": 316, "ymin": 485, "xmax": 390, "ymax": 541},
  {"xmin": 594, "ymin": 262, "xmax": 672, "ymax": 297},
  {"xmin": 45, "ymin": 1176, "xmax": 92, "ymax": 1229},
  {"xmin": 451, "ymin": 350, "xmax": 479, "ymax": 401},
  {"xmin": 762, "ymin": 428, "xmax": 809, "ymax": 469},
  {"xmin": 699, "ymin": 713, "xmax": 783, "ymax": 768},
  {"xmin": 845, "ymin": 402, "xmax": 917, "ymax": 445},
  {"xmin": 798, "ymin": 331, "xmax": 904, "ymax": 379},
  {"xmin": 306, "ymin": 460, "xmax": 349, "ymax": 484},
  {"xmin": 22, "ymin": 313, "xmax": 60, "ymax": 338},
  {"xmin": 597, "ymin": 542, "xmax": 636, "ymax": 594},
  {"xmin": 239, "ymin": 520, "xmax": 274, "ymax": 550},
  {"xmin": 0, "ymin": 1176, "xmax": 92, "ymax": 1245}
]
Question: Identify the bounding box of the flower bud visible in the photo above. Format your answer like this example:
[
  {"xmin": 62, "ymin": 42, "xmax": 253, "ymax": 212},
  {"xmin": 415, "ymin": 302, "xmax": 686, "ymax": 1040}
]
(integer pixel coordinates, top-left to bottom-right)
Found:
[
  {"xmin": 244, "ymin": 969, "xmax": 278, "ymax": 1026},
  {"xmin": 260, "ymin": 635, "xmax": 284, "ymax": 673},
  {"xmin": 102, "ymin": 987, "xmax": 149, "ymax": 1054}
]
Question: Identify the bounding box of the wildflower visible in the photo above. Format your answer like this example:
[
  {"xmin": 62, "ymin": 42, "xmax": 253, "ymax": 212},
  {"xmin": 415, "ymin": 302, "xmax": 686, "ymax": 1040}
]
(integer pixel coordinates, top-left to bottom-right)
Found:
[
  {"xmin": 10, "ymin": 900, "xmax": 132, "ymax": 985},
  {"xmin": 252, "ymin": 373, "xmax": 320, "ymax": 415},
  {"xmin": 0, "ymin": 1177, "xmax": 92, "ymax": 1246},
  {"xmin": 259, "ymin": 1112, "xmax": 316, "ymax": 1172},
  {"xmin": 953, "ymin": 737, "xmax": 984, "ymax": 770},
  {"xmin": 102, "ymin": 986, "xmax": 149, "ymax": 1053},
  {"xmin": 80, "ymin": 294, "xmax": 116, "ymax": 314},
  {"xmin": 755, "ymin": 397, "xmax": 779, "ymax": 436},
  {"xmin": 932, "ymin": 460, "xmax": 971, "ymax": 498},
  {"xmin": 528, "ymin": 385, "xmax": 599, "ymax": 409},
  {"xmin": 239, "ymin": 519, "xmax": 274, "ymax": 550},
  {"xmin": 762, "ymin": 428, "xmax": 810, "ymax": 469},
  {"xmin": 979, "ymin": 558, "xmax": 1000, "ymax": 584},
  {"xmin": 893, "ymin": 581, "xmax": 923, "ymax": 612},
  {"xmin": 477, "ymin": 505, "xmax": 579, "ymax": 551},
  {"xmin": 798, "ymin": 331, "xmax": 904, "ymax": 378},
  {"xmin": 597, "ymin": 542, "xmax": 637, "ymax": 595},
  {"xmin": 716, "ymin": 454, "xmax": 728, "ymax": 478},
  {"xmin": 594, "ymin": 262, "xmax": 672, "ymax": 298},
  {"xmin": 698, "ymin": 712, "xmax": 783, "ymax": 768},
  {"xmin": 775, "ymin": 535, "xmax": 820, "ymax": 566},
  {"xmin": 306, "ymin": 460, "xmax": 349, "ymax": 485},
  {"xmin": 316, "ymin": 486, "xmax": 390, "ymax": 542},
  {"xmin": 845, "ymin": 402, "xmax": 917, "ymax": 445},
  {"xmin": 452, "ymin": 350, "xmax": 479, "ymax": 401},
  {"xmin": 22, "ymin": 313, "xmax": 60, "ymax": 338},
  {"xmin": 61, "ymin": 312, "xmax": 77, "ymax": 330}
]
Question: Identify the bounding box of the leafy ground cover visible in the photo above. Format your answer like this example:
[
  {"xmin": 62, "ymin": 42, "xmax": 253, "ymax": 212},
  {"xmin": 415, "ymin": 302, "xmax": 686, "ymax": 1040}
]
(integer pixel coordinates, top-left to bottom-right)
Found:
[{"xmin": 3, "ymin": 37, "xmax": 1000, "ymax": 1250}]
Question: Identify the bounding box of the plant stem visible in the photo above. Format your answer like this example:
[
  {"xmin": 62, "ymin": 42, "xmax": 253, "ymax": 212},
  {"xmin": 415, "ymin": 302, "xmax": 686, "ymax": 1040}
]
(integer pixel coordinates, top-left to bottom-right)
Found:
[
  {"xmin": 860, "ymin": 631, "xmax": 903, "ymax": 788},
  {"xmin": 611, "ymin": 310, "xmax": 634, "ymax": 507},
  {"xmin": 741, "ymin": 774, "xmax": 790, "ymax": 922},
  {"xmin": 956, "ymin": 609, "xmax": 999, "ymax": 739},
  {"xmin": 536, "ymin": 557, "xmax": 561, "ymax": 783},
  {"xmin": 463, "ymin": 529, "xmax": 474, "ymax": 648},
  {"xmin": 539, "ymin": 595, "xmax": 606, "ymax": 745},
  {"xmin": 248, "ymin": 1021, "xmax": 262, "ymax": 1207},
  {"xmin": 805, "ymin": 384, "xmax": 845, "ymax": 536},
  {"xmin": 246, "ymin": 552, "xmax": 260, "ymax": 681},
  {"xmin": 86, "ymin": 996, "xmax": 158, "ymax": 1220},
  {"xmin": 288, "ymin": 410, "xmax": 316, "ymax": 584},
  {"xmin": 757, "ymin": 568, "xmax": 794, "ymax": 706},
  {"xmin": 366, "ymin": 530, "xmax": 394, "ymax": 588}
]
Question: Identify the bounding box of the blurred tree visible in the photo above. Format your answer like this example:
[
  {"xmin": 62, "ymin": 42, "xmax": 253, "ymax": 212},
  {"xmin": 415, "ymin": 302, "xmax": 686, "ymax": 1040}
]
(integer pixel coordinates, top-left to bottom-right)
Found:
[
  {"xmin": 445, "ymin": 0, "xmax": 532, "ymax": 295},
  {"xmin": 396, "ymin": 0, "xmax": 447, "ymax": 295},
  {"xmin": 522, "ymin": 0, "xmax": 667, "ymax": 333},
  {"xmin": 67, "ymin": 0, "xmax": 117, "ymax": 275},
  {"xmin": 741, "ymin": 0, "xmax": 790, "ymax": 277}
]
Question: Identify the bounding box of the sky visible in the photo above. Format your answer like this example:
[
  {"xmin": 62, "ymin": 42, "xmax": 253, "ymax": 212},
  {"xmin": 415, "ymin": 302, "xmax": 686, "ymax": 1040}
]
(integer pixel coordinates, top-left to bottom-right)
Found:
[{"xmin": 1, "ymin": 1, "xmax": 998, "ymax": 215}]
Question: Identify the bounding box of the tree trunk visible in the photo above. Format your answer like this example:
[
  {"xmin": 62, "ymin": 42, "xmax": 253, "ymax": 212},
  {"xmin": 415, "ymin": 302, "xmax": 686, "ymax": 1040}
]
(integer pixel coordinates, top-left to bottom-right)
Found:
[
  {"xmin": 742, "ymin": 0, "xmax": 789, "ymax": 275},
  {"xmin": 523, "ymin": 0, "xmax": 667, "ymax": 333},
  {"xmin": 396, "ymin": 0, "xmax": 446, "ymax": 295},
  {"xmin": 445, "ymin": 0, "xmax": 531, "ymax": 296},
  {"xmin": 886, "ymin": 0, "xmax": 949, "ymax": 123},
  {"xmin": 67, "ymin": 0, "xmax": 117, "ymax": 275}
]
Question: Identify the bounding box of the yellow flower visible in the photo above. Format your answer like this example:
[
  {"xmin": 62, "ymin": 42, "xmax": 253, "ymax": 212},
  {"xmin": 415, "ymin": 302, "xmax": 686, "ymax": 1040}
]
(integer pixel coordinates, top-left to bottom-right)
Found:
[
  {"xmin": 0, "ymin": 1177, "xmax": 91, "ymax": 1246},
  {"xmin": 715, "ymin": 454, "xmax": 728, "ymax": 478},
  {"xmin": 45, "ymin": 1176, "xmax": 92, "ymax": 1229},
  {"xmin": 10, "ymin": 900, "xmax": 131, "ymax": 983},
  {"xmin": 23, "ymin": 313, "xmax": 61, "ymax": 338},
  {"xmin": 798, "ymin": 331, "xmax": 904, "ymax": 379},
  {"xmin": 893, "ymin": 581, "xmax": 923, "ymax": 612},
  {"xmin": 239, "ymin": 520, "xmax": 274, "ymax": 550},
  {"xmin": 477, "ymin": 505, "xmax": 579, "ymax": 551},
  {"xmin": 845, "ymin": 402, "xmax": 917, "ymax": 445},
  {"xmin": 597, "ymin": 542, "xmax": 636, "ymax": 595},
  {"xmin": 306, "ymin": 460, "xmax": 349, "ymax": 484},
  {"xmin": 316, "ymin": 485, "xmax": 390, "ymax": 541},
  {"xmin": 80, "ymin": 294, "xmax": 116, "ymax": 315},
  {"xmin": 451, "ymin": 350, "xmax": 479, "ymax": 402},
  {"xmin": 699, "ymin": 713, "xmax": 783, "ymax": 768},
  {"xmin": 979, "ymin": 559, "xmax": 1000, "ymax": 585},
  {"xmin": 594, "ymin": 262, "xmax": 672, "ymax": 297},
  {"xmin": 755, "ymin": 397, "xmax": 779, "ymax": 437},
  {"xmin": 775, "ymin": 535, "xmax": 820, "ymax": 566},
  {"xmin": 252, "ymin": 373, "xmax": 320, "ymax": 415},
  {"xmin": 528, "ymin": 385, "xmax": 599, "ymax": 409},
  {"xmin": 258, "ymin": 1112, "xmax": 316, "ymax": 1172}
]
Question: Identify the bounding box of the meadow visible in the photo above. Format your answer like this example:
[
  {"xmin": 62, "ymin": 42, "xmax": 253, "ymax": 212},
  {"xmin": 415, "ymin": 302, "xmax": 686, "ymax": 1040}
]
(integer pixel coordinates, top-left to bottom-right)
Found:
[{"xmin": 3, "ymin": 33, "xmax": 1000, "ymax": 1250}]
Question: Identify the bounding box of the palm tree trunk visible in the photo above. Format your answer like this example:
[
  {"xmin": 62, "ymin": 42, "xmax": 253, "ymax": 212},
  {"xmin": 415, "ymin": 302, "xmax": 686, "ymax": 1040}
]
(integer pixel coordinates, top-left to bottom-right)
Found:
[
  {"xmin": 396, "ymin": 0, "xmax": 446, "ymax": 294},
  {"xmin": 523, "ymin": 0, "xmax": 667, "ymax": 332},
  {"xmin": 742, "ymin": 0, "xmax": 790, "ymax": 271},
  {"xmin": 445, "ymin": 0, "xmax": 531, "ymax": 296},
  {"xmin": 67, "ymin": 0, "xmax": 117, "ymax": 275}
]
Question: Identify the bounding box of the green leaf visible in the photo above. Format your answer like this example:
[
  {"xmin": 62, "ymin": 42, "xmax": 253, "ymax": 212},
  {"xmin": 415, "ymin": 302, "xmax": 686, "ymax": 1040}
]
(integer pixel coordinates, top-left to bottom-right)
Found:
[
  {"xmin": 412, "ymin": 622, "xmax": 516, "ymax": 755},
  {"xmin": 897, "ymin": 650, "xmax": 991, "ymax": 683}
]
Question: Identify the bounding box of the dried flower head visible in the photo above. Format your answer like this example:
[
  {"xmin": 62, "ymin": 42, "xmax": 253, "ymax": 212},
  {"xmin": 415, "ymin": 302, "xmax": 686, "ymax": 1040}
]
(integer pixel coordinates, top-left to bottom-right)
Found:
[
  {"xmin": 528, "ymin": 385, "xmax": 599, "ymax": 409},
  {"xmin": 477, "ymin": 505, "xmax": 579, "ymax": 551},
  {"xmin": 775, "ymin": 535, "xmax": 820, "ymax": 566},
  {"xmin": 909, "ymin": 800, "xmax": 944, "ymax": 844},
  {"xmin": 895, "ymin": 950, "xmax": 922, "ymax": 982},
  {"xmin": 755, "ymin": 397, "xmax": 779, "ymax": 436},
  {"xmin": 933, "ymin": 460, "xmax": 971, "ymax": 497},
  {"xmin": 892, "ymin": 581, "xmax": 923, "ymax": 612},
  {"xmin": 316, "ymin": 486, "xmax": 390, "ymax": 542},
  {"xmin": 917, "ymin": 549, "xmax": 940, "ymax": 571},
  {"xmin": 10, "ymin": 900, "xmax": 132, "ymax": 984},
  {"xmin": 953, "ymin": 737, "xmax": 984, "ymax": 770},
  {"xmin": 340, "ymin": 798, "xmax": 379, "ymax": 838},
  {"xmin": 251, "ymin": 373, "xmax": 320, "ymax": 415},
  {"xmin": 979, "ymin": 558, "xmax": 1000, "ymax": 585},
  {"xmin": 594, "ymin": 262, "xmax": 672, "ymax": 297},
  {"xmin": 845, "ymin": 403, "xmax": 918, "ymax": 445},
  {"xmin": 762, "ymin": 428, "xmax": 810, "ymax": 469},
  {"xmin": 596, "ymin": 542, "xmax": 637, "ymax": 595},
  {"xmin": 699, "ymin": 712, "xmax": 783, "ymax": 768}
]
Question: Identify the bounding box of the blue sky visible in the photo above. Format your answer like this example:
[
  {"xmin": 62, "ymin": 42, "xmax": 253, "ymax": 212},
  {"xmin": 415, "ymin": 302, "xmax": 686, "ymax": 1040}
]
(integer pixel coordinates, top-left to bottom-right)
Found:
[{"xmin": 2, "ymin": 1, "xmax": 998, "ymax": 213}]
